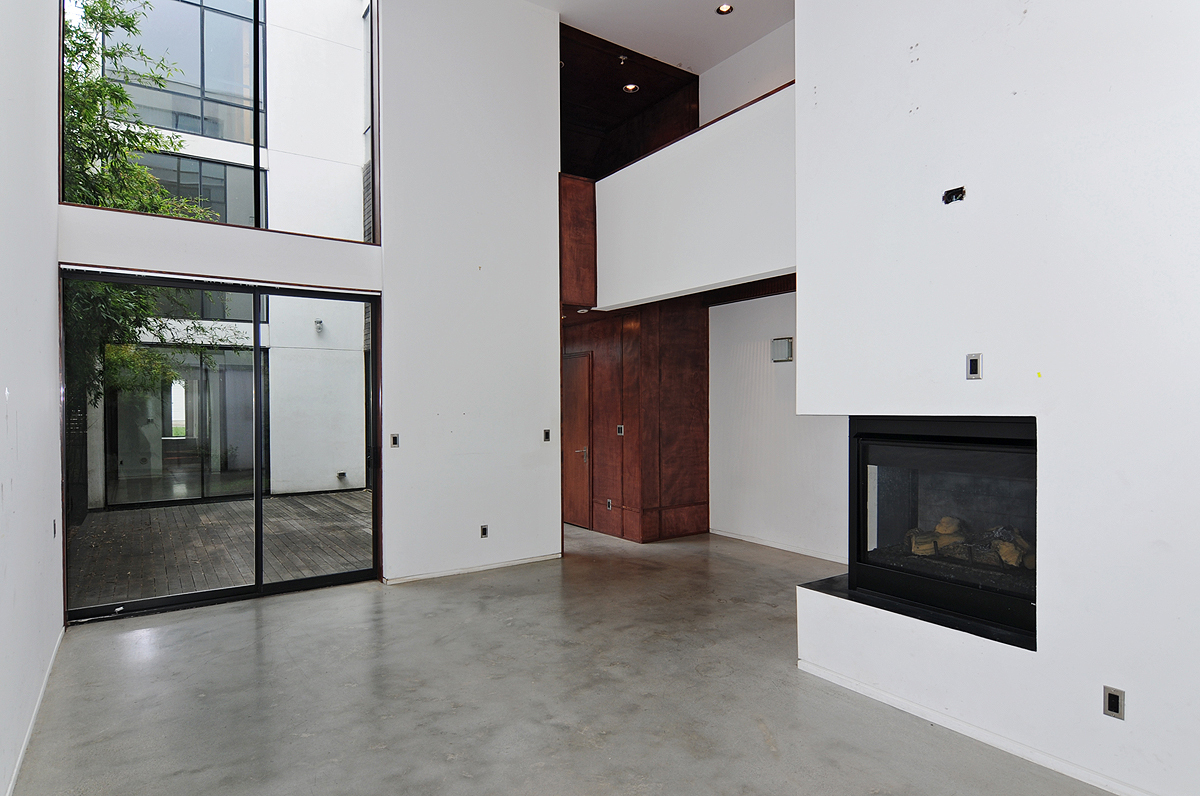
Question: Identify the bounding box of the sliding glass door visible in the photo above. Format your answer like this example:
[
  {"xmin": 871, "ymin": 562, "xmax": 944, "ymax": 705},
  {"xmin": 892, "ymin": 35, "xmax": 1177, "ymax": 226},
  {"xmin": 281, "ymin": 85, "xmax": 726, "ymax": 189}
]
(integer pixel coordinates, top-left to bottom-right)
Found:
[{"xmin": 62, "ymin": 272, "xmax": 379, "ymax": 621}]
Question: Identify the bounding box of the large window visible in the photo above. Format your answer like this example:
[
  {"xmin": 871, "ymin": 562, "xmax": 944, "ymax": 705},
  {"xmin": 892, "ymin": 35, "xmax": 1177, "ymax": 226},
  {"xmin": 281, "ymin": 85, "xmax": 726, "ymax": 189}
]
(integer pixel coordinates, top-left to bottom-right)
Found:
[{"xmin": 63, "ymin": 0, "xmax": 376, "ymax": 242}]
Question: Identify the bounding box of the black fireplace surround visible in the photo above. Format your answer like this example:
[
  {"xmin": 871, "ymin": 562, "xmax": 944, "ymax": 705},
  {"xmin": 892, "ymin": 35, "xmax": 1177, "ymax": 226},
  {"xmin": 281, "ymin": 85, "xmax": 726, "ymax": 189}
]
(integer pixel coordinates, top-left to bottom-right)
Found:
[{"xmin": 810, "ymin": 416, "xmax": 1037, "ymax": 649}]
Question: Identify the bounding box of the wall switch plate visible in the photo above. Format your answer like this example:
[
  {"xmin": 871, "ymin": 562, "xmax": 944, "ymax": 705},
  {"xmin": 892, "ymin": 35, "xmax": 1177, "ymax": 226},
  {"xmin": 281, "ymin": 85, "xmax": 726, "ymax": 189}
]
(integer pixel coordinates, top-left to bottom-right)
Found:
[
  {"xmin": 480, "ymin": 525, "xmax": 488, "ymax": 539},
  {"xmin": 966, "ymin": 353, "xmax": 982, "ymax": 380},
  {"xmin": 607, "ymin": 499, "xmax": 612, "ymax": 510},
  {"xmin": 1103, "ymin": 686, "xmax": 1125, "ymax": 720},
  {"xmin": 543, "ymin": 429, "xmax": 551, "ymax": 442},
  {"xmin": 390, "ymin": 434, "xmax": 399, "ymax": 448},
  {"xmin": 616, "ymin": 425, "xmax": 624, "ymax": 436}
]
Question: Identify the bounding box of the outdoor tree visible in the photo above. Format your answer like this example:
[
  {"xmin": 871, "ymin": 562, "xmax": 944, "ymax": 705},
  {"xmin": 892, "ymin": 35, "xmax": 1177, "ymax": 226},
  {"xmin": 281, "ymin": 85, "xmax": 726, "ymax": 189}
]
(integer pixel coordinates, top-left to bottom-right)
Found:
[{"xmin": 62, "ymin": 0, "xmax": 215, "ymax": 219}]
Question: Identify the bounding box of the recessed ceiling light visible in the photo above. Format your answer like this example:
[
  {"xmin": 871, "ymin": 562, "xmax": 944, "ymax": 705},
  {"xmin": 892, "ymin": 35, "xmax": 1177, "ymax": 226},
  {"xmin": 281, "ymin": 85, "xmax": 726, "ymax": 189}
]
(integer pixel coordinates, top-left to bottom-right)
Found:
[
  {"xmin": 576, "ymin": 308, "xmax": 590, "ymax": 313},
  {"xmin": 623, "ymin": 84, "xmax": 639, "ymax": 93},
  {"xmin": 716, "ymin": 4, "xmax": 733, "ymax": 14}
]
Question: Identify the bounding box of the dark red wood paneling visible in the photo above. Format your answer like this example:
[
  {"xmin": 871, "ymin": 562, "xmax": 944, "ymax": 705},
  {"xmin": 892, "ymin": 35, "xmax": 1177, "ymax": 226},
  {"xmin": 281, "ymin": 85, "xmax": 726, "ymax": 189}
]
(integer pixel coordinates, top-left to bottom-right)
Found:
[
  {"xmin": 561, "ymin": 353, "xmax": 592, "ymax": 528},
  {"xmin": 561, "ymin": 296, "xmax": 709, "ymax": 544},
  {"xmin": 559, "ymin": 175, "xmax": 597, "ymax": 308},
  {"xmin": 658, "ymin": 297, "xmax": 708, "ymax": 508}
]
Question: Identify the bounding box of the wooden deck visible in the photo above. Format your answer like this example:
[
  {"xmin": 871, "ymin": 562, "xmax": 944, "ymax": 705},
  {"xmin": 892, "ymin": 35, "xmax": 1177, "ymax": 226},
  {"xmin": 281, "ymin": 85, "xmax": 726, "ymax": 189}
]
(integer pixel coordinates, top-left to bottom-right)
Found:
[{"xmin": 67, "ymin": 490, "xmax": 373, "ymax": 609}]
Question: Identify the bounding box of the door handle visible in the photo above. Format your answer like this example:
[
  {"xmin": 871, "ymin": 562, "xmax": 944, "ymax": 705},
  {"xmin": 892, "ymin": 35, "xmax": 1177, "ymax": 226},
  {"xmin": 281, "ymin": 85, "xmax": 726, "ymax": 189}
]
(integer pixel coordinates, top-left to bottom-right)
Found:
[{"xmin": 574, "ymin": 447, "xmax": 588, "ymax": 463}]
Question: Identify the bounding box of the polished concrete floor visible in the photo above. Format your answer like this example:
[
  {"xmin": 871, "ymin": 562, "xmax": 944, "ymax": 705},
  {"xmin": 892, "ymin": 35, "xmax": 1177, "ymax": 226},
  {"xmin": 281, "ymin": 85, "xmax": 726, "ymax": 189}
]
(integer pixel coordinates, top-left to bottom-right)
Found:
[{"xmin": 17, "ymin": 526, "xmax": 1109, "ymax": 796}]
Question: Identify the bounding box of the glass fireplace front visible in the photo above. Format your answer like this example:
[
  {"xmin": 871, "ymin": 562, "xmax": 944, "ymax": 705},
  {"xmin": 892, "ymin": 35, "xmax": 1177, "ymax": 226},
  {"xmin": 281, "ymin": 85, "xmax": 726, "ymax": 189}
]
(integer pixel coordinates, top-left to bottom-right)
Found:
[{"xmin": 849, "ymin": 417, "xmax": 1036, "ymax": 639}]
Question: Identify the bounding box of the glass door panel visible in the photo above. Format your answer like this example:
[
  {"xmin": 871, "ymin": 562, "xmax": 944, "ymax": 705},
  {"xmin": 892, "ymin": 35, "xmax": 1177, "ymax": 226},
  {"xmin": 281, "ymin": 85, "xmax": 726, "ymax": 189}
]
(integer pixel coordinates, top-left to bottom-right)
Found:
[
  {"xmin": 64, "ymin": 279, "xmax": 256, "ymax": 611},
  {"xmin": 262, "ymin": 295, "xmax": 374, "ymax": 583}
]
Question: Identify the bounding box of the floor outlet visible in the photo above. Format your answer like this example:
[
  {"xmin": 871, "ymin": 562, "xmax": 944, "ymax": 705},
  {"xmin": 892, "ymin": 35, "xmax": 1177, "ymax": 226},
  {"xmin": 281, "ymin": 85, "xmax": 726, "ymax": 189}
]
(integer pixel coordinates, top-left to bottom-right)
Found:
[{"xmin": 607, "ymin": 499, "xmax": 612, "ymax": 510}]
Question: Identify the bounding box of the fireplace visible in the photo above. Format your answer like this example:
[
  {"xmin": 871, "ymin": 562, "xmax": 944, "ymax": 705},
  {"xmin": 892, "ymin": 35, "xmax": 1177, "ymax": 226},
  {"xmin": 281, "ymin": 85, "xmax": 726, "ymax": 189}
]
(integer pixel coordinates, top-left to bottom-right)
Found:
[{"xmin": 847, "ymin": 416, "xmax": 1037, "ymax": 646}]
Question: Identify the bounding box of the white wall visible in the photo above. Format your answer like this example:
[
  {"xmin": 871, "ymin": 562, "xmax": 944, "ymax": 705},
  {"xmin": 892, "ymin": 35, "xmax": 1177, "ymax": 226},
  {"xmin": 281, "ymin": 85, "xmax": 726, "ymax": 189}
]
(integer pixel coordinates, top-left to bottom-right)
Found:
[
  {"xmin": 795, "ymin": 3, "xmax": 1200, "ymax": 795},
  {"xmin": 595, "ymin": 85, "xmax": 796, "ymax": 310},
  {"xmin": 0, "ymin": 1, "xmax": 66, "ymax": 794},
  {"xmin": 709, "ymin": 294, "xmax": 846, "ymax": 562},
  {"xmin": 699, "ymin": 20, "xmax": 794, "ymax": 125},
  {"xmin": 267, "ymin": 295, "xmax": 367, "ymax": 493},
  {"xmin": 377, "ymin": 0, "xmax": 562, "ymax": 580},
  {"xmin": 58, "ymin": 204, "xmax": 382, "ymax": 291},
  {"xmin": 265, "ymin": 0, "xmax": 368, "ymax": 240}
]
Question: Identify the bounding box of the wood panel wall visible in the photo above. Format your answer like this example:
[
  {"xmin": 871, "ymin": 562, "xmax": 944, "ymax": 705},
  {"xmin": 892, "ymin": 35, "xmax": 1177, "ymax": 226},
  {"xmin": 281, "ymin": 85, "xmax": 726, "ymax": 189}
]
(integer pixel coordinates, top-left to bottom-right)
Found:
[
  {"xmin": 559, "ymin": 174, "xmax": 596, "ymax": 308},
  {"xmin": 563, "ymin": 295, "xmax": 709, "ymax": 543}
]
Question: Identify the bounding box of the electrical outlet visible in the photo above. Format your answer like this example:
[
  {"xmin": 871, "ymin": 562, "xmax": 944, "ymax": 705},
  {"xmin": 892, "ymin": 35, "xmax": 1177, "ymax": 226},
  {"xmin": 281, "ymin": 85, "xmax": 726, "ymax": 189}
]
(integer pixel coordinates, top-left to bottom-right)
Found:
[
  {"xmin": 1103, "ymin": 686, "xmax": 1125, "ymax": 720},
  {"xmin": 480, "ymin": 525, "xmax": 488, "ymax": 539},
  {"xmin": 616, "ymin": 425, "xmax": 624, "ymax": 436},
  {"xmin": 543, "ymin": 429, "xmax": 551, "ymax": 442},
  {"xmin": 966, "ymin": 353, "xmax": 982, "ymax": 380},
  {"xmin": 390, "ymin": 434, "xmax": 399, "ymax": 448}
]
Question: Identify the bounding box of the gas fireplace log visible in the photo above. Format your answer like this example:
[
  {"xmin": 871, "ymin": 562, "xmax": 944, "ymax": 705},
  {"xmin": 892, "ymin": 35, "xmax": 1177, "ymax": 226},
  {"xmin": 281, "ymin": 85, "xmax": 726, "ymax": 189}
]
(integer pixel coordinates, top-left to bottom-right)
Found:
[{"xmin": 934, "ymin": 516, "xmax": 963, "ymax": 535}]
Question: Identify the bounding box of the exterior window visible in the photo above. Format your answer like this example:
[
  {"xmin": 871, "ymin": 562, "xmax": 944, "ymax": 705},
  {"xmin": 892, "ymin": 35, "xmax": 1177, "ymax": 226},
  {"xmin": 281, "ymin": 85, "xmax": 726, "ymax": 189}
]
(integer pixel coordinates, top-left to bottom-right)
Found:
[
  {"xmin": 138, "ymin": 152, "xmax": 263, "ymax": 227},
  {"xmin": 65, "ymin": 0, "xmax": 375, "ymax": 241},
  {"xmin": 109, "ymin": 0, "xmax": 264, "ymax": 144}
]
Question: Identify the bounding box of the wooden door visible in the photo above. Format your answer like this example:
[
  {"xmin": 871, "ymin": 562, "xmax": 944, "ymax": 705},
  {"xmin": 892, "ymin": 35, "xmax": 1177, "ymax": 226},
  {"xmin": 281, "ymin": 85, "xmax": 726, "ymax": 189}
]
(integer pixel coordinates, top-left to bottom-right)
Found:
[{"xmin": 562, "ymin": 353, "xmax": 592, "ymax": 528}]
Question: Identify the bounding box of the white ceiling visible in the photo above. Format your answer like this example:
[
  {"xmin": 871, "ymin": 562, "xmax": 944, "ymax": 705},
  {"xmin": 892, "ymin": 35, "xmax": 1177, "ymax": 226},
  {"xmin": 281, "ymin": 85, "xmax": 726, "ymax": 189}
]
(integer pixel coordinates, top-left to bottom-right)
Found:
[{"xmin": 528, "ymin": 0, "xmax": 794, "ymax": 74}]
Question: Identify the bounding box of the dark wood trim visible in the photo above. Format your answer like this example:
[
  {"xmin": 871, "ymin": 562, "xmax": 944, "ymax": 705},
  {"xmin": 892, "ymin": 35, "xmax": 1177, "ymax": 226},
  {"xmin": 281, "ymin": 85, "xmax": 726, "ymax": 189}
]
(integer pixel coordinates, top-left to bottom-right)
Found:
[
  {"xmin": 59, "ymin": 262, "xmax": 381, "ymax": 296},
  {"xmin": 700, "ymin": 80, "xmax": 796, "ymax": 132},
  {"xmin": 600, "ymin": 80, "xmax": 796, "ymax": 180},
  {"xmin": 56, "ymin": 202, "xmax": 383, "ymax": 248},
  {"xmin": 370, "ymin": 2, "xmax": 381, "ymax": 244},
  {"xmin": 701, "ymin": 273, "xmax": 796, "ymax": 307},
  {"xmin": 58, "ymin": 0, "xmax": 65, "ymax": 206}
]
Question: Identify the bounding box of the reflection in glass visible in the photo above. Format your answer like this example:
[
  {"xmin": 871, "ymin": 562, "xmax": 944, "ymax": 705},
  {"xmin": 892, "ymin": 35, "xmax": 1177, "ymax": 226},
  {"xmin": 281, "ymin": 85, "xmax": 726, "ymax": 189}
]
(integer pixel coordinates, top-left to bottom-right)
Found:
[
  {"xmin": 262, "ymin": 295, "xmax": 373, "ymax": 582},
  {"xmin": 203, "ymin": 11, "xmax": 254, "ymax": 106},
  {"xmin": 114, "ymin": 0, "xmax": 201, "ymax": 95},
  {"xmin": 138, "ymin": 152, "xmax": 259, "ymax": 226},
  {"xmin": 67, "ymin": 0, "xmax": 375, "ymax": 240},
  {"xmin": 63, "ymin": 279, "xmax": 257, "ymax": 610}
]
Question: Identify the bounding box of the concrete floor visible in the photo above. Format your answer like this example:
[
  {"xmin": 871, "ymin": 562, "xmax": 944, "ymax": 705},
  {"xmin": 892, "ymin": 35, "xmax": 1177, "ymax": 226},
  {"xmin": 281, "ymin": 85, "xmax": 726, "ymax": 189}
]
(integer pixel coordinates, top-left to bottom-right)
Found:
[{"xmin": 16, "ymin": 526, "xmax": 1109, "ymax": 796}]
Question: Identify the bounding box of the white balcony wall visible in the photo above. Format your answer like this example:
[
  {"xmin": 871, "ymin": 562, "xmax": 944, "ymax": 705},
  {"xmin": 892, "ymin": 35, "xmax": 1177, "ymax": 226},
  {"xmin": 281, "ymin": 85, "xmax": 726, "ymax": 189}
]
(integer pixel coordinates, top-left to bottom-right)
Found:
[
  {"xmin": 699, "ymin": 20, "xmax": 794, "ymax": 125},
  {"xmin": 595, "ymin": 85, "xmax": 796, "ymax": 310},
  {"xmin": 0, "ymin": 2, "xmax": 67, "ymax": 794},
  {"xmin": 795, "ymin": 2, "xmax": 1200, "ymax": 795}
]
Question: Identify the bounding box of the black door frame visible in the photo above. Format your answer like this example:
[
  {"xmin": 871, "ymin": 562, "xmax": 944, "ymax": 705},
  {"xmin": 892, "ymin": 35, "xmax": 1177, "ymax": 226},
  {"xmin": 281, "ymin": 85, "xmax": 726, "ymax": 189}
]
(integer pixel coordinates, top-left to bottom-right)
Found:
[{"xmin": 61, "ymin": 267, "xmax": 383, "ymax": 623}]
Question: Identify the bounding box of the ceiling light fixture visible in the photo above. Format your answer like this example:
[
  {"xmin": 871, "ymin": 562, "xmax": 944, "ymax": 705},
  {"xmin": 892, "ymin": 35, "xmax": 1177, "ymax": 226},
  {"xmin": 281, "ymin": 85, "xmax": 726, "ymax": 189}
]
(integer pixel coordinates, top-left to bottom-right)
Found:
[
  {"xmin": 623, "ymin": 84, "xmax": 639, "ymax": 93},
  {"xmin": 618, "ymin": 55, "xmax": 628, "ymax": 66},
  {"xmin": 577, "ymin": 308, "xmax": 590, "ymax": 314},
  {"xmin": 716, "ymin": 4, "xmax": 734, "ymax": 14}
]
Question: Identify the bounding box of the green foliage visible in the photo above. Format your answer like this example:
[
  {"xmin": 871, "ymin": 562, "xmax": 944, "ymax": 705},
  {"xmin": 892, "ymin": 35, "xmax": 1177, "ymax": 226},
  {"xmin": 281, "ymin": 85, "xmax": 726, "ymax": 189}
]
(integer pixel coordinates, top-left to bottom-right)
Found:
[
  {"xmin": 62, "ymin": 0, "xmax": 216, "ymax": 220},
  {"xmin": 63, "ymin": 280, "xmax": 242, "ymax": 409}
]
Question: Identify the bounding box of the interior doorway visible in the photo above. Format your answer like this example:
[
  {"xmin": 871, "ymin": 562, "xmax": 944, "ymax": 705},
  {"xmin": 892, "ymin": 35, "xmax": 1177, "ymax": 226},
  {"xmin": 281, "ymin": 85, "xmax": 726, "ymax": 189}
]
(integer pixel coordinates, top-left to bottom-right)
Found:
[
  {"xmin": 61, "ymin": 270, "xmax": 381, "ymax": 621},
  {"xmin": 562, "ymin": 353, "xmax": 592, "ymax": 529}
]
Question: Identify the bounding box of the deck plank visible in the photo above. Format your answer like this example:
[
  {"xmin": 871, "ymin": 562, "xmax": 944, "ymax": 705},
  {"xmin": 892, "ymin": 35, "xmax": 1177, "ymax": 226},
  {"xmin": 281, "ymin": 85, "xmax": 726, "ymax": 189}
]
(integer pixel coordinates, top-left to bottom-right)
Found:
[{"xmin": 67, "ymin": 490, "xmax": 373, "ymax": 609}]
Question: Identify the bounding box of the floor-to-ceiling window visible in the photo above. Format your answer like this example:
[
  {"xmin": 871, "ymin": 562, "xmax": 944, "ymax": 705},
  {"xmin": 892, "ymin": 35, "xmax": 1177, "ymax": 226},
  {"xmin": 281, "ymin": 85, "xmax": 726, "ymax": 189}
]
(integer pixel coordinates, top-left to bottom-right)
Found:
[{"xmin": 63, "ymin": 272, "xmax": 379, "ymax": 620}]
